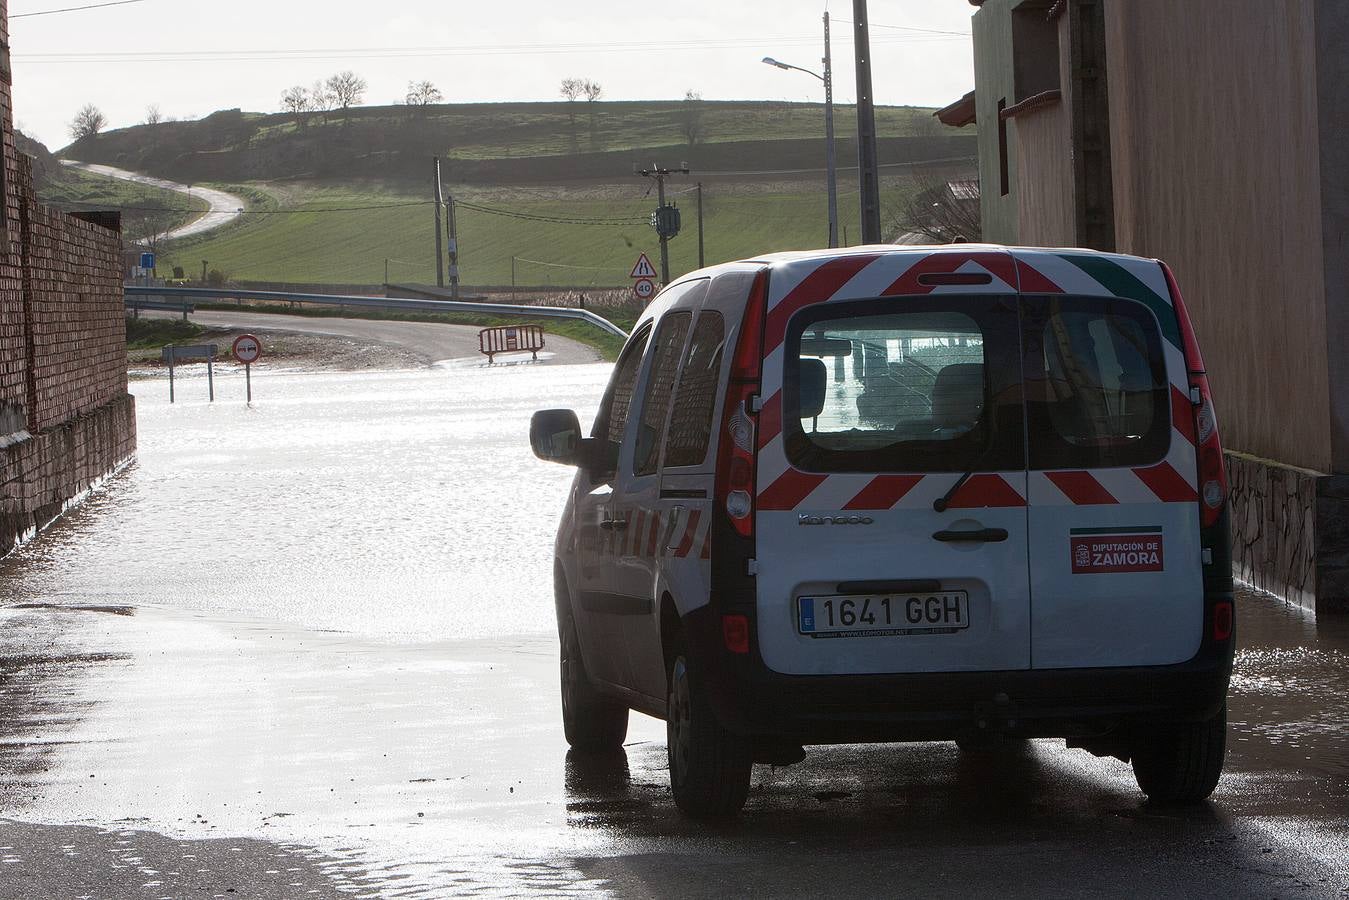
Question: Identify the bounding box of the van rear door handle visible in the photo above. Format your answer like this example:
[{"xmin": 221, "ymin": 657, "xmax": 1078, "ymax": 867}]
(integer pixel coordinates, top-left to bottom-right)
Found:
[{"xmin": 932, "ymin": 528, "xmax": 1008, "ymax": 543}]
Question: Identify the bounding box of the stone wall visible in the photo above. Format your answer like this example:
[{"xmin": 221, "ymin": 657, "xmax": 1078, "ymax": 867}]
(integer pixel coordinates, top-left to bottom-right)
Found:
[
  {"xmin": 1227, "ymin": 452, "xmax": 1318, "ymax": 608},
  {"xmin": 1227, "ymin": 452, "xmax": 1349, "ymax": 615}
]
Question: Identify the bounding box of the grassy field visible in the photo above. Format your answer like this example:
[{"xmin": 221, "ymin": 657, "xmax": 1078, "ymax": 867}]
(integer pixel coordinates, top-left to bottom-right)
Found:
[{"xmin": 161, "ymin": 176, "xmax": 925, "ymax": 287}]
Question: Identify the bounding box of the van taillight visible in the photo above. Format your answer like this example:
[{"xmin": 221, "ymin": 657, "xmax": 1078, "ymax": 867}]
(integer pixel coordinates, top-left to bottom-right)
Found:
[
  {"xmin": 1212, "ymin": 601, "xmax": 1233, "ymax": 642},
  {"xmin": 715, "ymin": 270, "xmax": 769, "ymax": 538},
  {"xmin": 1162, "ymin": 263, "xmax": 1228, "ymax": 529}
]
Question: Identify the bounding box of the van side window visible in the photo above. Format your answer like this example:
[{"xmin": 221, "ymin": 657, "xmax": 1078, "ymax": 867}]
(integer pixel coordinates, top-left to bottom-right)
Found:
[
  {"xmin": 593, "ymin": 325, "xmax": 652, "ymax": 446},
  {"xmin": 632, "ymin": 312, "xmax": 692, "ymax": 476},
  {"xmin": 784, "ymin": 298, "xmax": 1024, "ymax": 474},
  {"xmin": 1024, "ymin": 297, "xmax": 1170, "ymax": 470},
  {"xmin": 663, "ymin": 311, "xmax": 726, "ymax": 469}
]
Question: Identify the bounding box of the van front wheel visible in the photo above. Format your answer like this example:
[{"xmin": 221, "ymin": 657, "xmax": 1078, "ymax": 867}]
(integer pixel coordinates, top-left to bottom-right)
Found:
[
  {"xmin": 667, "ymin": 646, "xmax": 752, "ymax": 818},
  {"xmin": 559, "ymin": 610, "xmax": 628, "ymax": 752},
  {"xmin": 1130, "ymin": 705, "xmax": 1226, "ymax": 804}
]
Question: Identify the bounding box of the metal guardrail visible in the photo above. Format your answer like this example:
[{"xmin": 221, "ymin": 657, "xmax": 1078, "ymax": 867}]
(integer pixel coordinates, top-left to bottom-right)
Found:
[
  {"xmin": 127, "ymin": 299, "xmax": 195, "ymax": 319},
  {"xmin": 123, "ymin": 285, "xmax": 629, "ymax": 339}
]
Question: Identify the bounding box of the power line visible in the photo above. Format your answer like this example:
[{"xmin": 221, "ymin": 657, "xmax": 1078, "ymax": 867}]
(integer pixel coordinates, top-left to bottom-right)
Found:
[
  {"xmin": 513, "ymin": 257, "xmax": 620, "ymax": 272},
  {"xmin": 833, "ymin": 18, "xmax": 971, "ymax": 37},
  {"xmin": 455, "ymin": 200, "xmax": 646, "ymax": 226},
  {"xmin": 12, "ymin": 32, "xmax": 964, "ymax": 63},
  {"xmin": 11, "ymin": 0, "xmax": 148, "ymax": 19}
]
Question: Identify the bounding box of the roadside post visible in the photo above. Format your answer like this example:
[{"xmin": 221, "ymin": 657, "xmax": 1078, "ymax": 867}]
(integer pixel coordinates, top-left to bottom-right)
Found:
[
  {"xmin": 232, "ymin": 334, "xmax": 263, "ymax": 404},
  {"xmin": 162, "ymin": 343, "xmax": 219, "ymax": 403},
  {"xmin": 630, "ymin": 253, "xmax": 658, "ymax": 303}
]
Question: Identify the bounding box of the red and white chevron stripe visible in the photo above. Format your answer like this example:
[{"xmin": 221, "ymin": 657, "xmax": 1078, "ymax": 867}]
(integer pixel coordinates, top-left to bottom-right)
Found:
[{"xmin": 753, "ymin": 247, "xmax": 1199, "ymax": 511}]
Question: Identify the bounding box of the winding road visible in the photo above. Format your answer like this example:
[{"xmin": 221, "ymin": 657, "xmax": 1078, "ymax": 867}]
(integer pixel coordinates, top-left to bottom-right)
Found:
[{"xmin": 59, "ymin": 160, "xmax": 246, "ymax": 240}]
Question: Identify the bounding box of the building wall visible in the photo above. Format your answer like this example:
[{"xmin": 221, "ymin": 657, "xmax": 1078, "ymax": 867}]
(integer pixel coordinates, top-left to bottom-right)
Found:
[
  {"xmin": 0, "ymin": 0, "xmax": 137, "ymax": 555},
  {"xmin": 1104, "ymin": 0, "xmax": 1330, "ymax": 473},
  {"xmin": 972, "ymin": 1, "xmax": 1019, "ymax": 243},
  {"xmin": 1012, "ymin": 107, "xmax": 1074, "ymax": 245},
  {"xmin": 1315, "ymin": 0, "xmax": 1349, "ymax": 473},
  {"xmin": 1011, "ymin": 11, "xmax": 1075, "ymax": 247}
]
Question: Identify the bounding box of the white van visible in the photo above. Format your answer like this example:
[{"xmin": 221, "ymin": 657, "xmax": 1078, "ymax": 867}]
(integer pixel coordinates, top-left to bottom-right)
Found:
[{"xmin": 531, "ymin": 246, "xmax": 1234, "ymax": 818}]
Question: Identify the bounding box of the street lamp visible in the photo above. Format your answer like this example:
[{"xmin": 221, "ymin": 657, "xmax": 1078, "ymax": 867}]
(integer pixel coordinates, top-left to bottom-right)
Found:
[{"xmin": 762, "ymin": 11, "xmax": 839, "ymax": 248}]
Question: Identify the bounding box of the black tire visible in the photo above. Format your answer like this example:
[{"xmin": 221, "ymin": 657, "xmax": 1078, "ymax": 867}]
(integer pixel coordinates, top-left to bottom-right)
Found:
[
  {"xmin": 1131, "ymin": 705, "xmax": 1226, "ymax": 804},
  {"xmin": 666, "ymin": 637, "xmax": 753, "ymax": 819},
  {"xmin": 559, "ymin": 606, "xmax": 628, "ymax": 752}
]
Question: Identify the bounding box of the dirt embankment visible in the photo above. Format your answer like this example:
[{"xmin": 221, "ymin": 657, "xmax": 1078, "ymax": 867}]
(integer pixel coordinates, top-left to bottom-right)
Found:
[{"xmin": 129, "ymin": 326, "xmax": 425, "ymax": 376}]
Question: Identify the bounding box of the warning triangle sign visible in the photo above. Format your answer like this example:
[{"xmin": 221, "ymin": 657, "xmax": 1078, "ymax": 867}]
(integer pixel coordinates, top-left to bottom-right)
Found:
[{"xmin": 630, "ymin": 253, "xmax": 658, "ymax": 279}]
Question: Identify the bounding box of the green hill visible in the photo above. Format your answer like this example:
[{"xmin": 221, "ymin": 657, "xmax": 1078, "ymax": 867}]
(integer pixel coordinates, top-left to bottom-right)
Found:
[
  {"xmin": 63, "ymin": 100, "xmax": 971, "ymax": 185},
  {"xmin": 59, "ymin": 99, "xmax": 977, "ymax": 287}
]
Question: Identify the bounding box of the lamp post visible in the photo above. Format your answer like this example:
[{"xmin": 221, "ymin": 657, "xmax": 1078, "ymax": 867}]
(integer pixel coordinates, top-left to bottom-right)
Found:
[{"xmin": 763, "ymin": 11, "xmax": 838, "ymax": 248}]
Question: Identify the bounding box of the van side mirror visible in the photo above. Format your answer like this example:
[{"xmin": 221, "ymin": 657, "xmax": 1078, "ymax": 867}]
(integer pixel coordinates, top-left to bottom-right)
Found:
[{"xmin": 531, "ymin": 409, "xmax": 583, "ymax": 464}]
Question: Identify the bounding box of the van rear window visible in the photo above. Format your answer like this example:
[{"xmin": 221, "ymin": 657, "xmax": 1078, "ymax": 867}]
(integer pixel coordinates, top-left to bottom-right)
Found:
[
  {"xmin": 784, "ymin": 298, "xmax": 1025, "ymax": 474},
  {"xmin": 1023, "ymin": 297, "xmax": 1171, "ymax": 470}
]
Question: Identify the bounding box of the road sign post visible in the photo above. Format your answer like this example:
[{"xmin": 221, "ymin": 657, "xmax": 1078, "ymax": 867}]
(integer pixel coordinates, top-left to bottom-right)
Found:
[
  {"xmin": 232, "ymin": 334, "xmax": 263, "ymax": 404},
  {"xmin": 162, "ymin": 344, "xmax": 219, "ymax": 404}
]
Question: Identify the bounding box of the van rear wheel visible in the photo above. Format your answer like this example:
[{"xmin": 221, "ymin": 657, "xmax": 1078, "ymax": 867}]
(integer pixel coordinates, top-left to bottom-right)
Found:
[
  {"xmin": 667, "ymin": 640, "xmax": 752, "ymax": 819},
  {"xmin": 559, "ymin": 609, "xmax": 628, "ymax": 752},
  {"xmin": 1130, "ymin": 705, "xmax": 1226, "ymax": 804}
]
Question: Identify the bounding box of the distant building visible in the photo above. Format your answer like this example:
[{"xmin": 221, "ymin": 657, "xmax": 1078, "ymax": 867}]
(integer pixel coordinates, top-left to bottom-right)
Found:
[{"xmin": 951, "ymin": 0, "xmax": 1348, "ymax": 612}]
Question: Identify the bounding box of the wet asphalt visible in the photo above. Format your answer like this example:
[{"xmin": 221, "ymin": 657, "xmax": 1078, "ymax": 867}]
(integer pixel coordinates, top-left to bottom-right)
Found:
[{"xmin": 0, "ymin": 364, "xmax": 1345, "ymax": 898}]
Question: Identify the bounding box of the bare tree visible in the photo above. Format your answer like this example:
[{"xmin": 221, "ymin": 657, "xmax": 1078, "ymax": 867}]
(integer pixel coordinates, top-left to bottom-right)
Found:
[
  {"xmin": 144, "ymin": 104, "xmax": 163, "ymax": 126},
  {"xmin": 582, "ymin": 79, "xmax": 602, "ymax": 135},
  {"xmin": 281, "ymin": 85, "xmax": 310, "ymax": 127},
  {"xmin": 310, "ymin": 79, "xmax": 333, "ymax": 124},
  {"xmin": 888, "ymin": 172, "xmax": 983, "ymax": 243},
  {"xmin": 559, "ymin": 77, "xmax": 584, "ymax": 123},
  {"xmin": 405, "ymin": 80, "xmax": 443, "ymax": 113},
  {"xmin": 68, "ymin": 103, "xmax": 107, "ymax": 141},
  {"xmin": 681, "ymin": 90, "xmax": 705, "ymax": 148},
  {"xmin": 325, "ymin": 70, "xmax": 367, "ymax": 122}
]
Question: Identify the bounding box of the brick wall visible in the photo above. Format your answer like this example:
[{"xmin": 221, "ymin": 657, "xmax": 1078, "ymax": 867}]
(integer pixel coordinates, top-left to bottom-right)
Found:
[{"xmin": 0, "ymin": 0, "xmax": 137, "ymax": 555}]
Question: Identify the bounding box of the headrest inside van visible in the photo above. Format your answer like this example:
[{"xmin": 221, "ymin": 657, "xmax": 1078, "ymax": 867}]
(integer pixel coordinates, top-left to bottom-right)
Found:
[
  {"xmin": 931, "ymin": 363, "xmax": 984, "ymax": 430},
  {"xmin": 800, "ymin": 357, "xmax": 828, "ymax": 419}
]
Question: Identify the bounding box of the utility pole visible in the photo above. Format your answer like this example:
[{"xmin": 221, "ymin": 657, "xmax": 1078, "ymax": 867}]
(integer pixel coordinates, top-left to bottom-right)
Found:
[
  {"xmin": 852, "ymin": 0, "xmax": 882, "ymax": 244},
  {"xmin": 433, "ymin": 158, "xmax": 445, "ymax": 288},
  {"xmin": 446, "ymin": 193, "xmax": 460, "ymax": 300},
  {"xmin": 696, "ymin": 182, "xmax": 705, "ymax": 269},
  {"xmin": 637, "ymin": 163, "xmax": 689, "ymax": 284},
  {"xmin": 823, "ymin": 11, "xmax": 839, "ymax": 248}
]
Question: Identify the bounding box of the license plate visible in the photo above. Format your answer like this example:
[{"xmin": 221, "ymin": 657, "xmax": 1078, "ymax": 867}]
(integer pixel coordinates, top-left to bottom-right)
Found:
[{"xmin": 797, "ymin": 592, "xmax": 970, "ymax": 638}]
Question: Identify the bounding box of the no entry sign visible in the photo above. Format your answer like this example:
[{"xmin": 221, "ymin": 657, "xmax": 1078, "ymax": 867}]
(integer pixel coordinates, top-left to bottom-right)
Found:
[{"xmin": 232, "ymin": 334, "xmax": 263, "ymax": 364}]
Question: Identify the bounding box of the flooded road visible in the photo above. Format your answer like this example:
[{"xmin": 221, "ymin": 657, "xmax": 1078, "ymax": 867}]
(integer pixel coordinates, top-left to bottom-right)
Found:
[{"xmin": 0, "ymin": 362, "xmax": 1346, "ymax": 898}]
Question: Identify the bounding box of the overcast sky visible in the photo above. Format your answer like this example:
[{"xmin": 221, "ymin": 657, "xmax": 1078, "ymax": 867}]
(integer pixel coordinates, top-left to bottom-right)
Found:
[{"xmin": 10, "ymin": 0, "xmax": 976, "ymax": 150}]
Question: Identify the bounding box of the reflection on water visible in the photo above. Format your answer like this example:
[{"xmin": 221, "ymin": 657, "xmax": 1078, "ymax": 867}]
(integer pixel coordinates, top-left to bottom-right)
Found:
[
  {"xmin": 1228, "ymin": 588, "xmax": 1349, "ymax": 780},
  {"xmin": 0, "ymin": 364, "xmax": 610, "ymax": 642}
]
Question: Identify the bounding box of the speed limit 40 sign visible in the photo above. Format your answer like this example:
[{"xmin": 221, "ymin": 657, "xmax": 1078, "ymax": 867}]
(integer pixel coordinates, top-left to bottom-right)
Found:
[{"xmin": 633, "ymin": 278, "xmax": 656, "ymax": 300}]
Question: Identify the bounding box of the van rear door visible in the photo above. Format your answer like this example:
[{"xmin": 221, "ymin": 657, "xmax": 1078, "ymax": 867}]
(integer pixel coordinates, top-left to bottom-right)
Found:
[
  {"xmin": 1015, "ymin": 252, "xmax": 1204, "ymax": 668},
  {"xmin": 753, "ymin": 252, "xmax": 1031, "ymax": 677}
]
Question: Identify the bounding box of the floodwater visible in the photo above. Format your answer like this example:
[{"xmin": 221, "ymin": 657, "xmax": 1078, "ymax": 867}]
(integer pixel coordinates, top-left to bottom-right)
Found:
[
  {"xmin": 0, "ymin": 362, "xmax": 1346, "ymax": 898},
  {"xmin": 2, "ymin": 362, "xmax": 609, "ymax": 641}
]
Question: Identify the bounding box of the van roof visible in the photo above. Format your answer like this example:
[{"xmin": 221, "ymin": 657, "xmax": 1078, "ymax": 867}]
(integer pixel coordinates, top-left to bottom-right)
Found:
[
  {"xmin": 742, "ymin": 243, "xmax": 1161, "ymax": 272},
  {"xmin": 723, "ymin": 245, "xmax": 1177, "ymax": 319}
]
